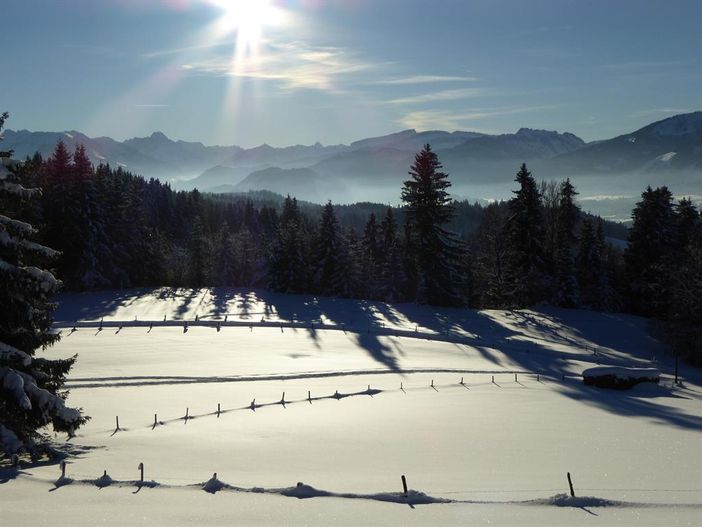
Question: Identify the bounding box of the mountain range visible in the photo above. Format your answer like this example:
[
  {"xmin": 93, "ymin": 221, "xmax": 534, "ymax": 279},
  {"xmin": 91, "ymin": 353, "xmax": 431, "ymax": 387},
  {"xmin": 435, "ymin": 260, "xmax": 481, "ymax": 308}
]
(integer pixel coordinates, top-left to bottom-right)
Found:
[{"xmin": 3, "ymin": 111, "xmax": 701, "ymax": 208}]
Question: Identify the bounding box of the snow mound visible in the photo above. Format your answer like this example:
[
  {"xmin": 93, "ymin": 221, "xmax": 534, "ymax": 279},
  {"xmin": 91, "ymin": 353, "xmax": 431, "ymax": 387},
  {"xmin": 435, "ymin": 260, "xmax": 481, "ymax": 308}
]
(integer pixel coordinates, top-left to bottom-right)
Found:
[
  {"xmin": 53, "ymin": 475, "xmax": 73, "ymax": 488},
  {"xmin": 202, "ymin": 474, "xmax": 229, "ymax": 494},
  {"xmin": 94, "ymin": 473, "xmax": 114, "ymax": 488},
  {"xmin": 528, "ymin": 493, "xmax": 627, "ymax": 508},
  {"xmin": 582, "ymin": 366, "xmax": 660, "ymax": 389},
  {"xmin": 278, "ymin": 482, "xmax": 452, "ymax": 504},
  {"xmin": 280, "ymin": 483, "xmax": 333, "ymax": 499},
  {"xmin": 134, "ymin": 480, "xmax": 160, "ymax": 489}
]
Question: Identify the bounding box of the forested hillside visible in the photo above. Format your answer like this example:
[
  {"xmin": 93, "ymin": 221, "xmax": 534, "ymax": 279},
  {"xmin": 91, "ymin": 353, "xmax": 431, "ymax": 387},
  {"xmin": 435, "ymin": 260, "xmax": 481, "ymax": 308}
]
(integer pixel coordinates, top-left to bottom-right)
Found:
[{"xmin": 9, "ymin": 140, "xmax": 702, "ymax": 363}]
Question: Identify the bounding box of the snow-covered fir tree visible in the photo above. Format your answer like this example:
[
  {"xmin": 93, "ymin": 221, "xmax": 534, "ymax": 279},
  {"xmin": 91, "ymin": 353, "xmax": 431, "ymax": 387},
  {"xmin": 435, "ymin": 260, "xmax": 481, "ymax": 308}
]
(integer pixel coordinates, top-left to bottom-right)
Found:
[
  {"xmin": 401, "ymin": 144, "xmax": 467, "ymax": 307},
  {"xmin": 0, "ymin": 112, "xmax": 88, "ymax": 457}
]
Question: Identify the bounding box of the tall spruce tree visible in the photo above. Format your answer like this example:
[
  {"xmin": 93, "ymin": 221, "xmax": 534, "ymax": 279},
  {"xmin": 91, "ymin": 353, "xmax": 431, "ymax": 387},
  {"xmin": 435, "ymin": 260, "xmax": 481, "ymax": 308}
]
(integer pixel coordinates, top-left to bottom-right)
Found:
[
  {"xmin": 504, "ymin": 163, "xmax": 548, "ymax": 307},
  {"xmin": 474, "ymin": 202, "xmax": 509, "ymax": 307},
  {"xmin": 188, "ymin": 215, "xmax": 209, "ymax": 286},
  {"xmin": 335, "ymin": 227, "xmax": 363, "ymax": 298},
  {"xmin": 269, "ymin": 196, "xmax": 308, "ymax": 293},
  {"xmin": 379, "ymin": 207, "xmax": 406, "ymax": 302},
  {"xmin": 401, "ymin": 144, "xmax": 466, "ymax": 307},
  {"xmin": 578, "ymin": 218, "xmax": 602, "ymax": 307},
  {"xmin": 667, "ymin": 199, "xmax": 702, "ymax": 363},
  {"xmin": 553, "ymin": 178, "xmax": 580, "ymax": 307},
  {"xmin": 624, "ymin": 186, "xmax": 676, "ymax": 317},
  {"xmin": 1, "ymin": 113, "xmax": 88, "ymax": 456},
  {"xmin": 313, "ymin": 201, "xmax": 343, "ymax": 295},
  {"xmin": 360, "ymin": 213, "xmax": 381, "ymax": 299},
  {"xmin": 214, "ymin": 221, "xmax": 237, "ymax": 285}
]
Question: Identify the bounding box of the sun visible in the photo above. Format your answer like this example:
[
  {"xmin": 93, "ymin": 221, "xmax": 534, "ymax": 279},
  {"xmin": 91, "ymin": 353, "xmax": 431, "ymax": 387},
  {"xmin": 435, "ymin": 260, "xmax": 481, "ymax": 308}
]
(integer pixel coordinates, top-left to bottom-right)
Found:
[{"xmin": 209, "ymin": 0, "xmax": 285, "ymax": 53}]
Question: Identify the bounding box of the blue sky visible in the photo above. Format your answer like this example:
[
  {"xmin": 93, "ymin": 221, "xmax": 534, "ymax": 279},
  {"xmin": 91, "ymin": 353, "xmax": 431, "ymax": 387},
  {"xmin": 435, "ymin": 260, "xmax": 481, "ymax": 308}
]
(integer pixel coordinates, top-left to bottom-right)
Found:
[{"xmin": 1, "ymin": 0, "xmax": 700, "ymax": 147}]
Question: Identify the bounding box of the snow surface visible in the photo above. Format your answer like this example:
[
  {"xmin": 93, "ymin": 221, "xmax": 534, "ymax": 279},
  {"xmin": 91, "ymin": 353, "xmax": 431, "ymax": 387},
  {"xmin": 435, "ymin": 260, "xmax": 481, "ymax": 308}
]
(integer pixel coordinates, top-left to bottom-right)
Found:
[{"xmin": 3, "ymin": 288, "xmax": 702, "ymax": 526}]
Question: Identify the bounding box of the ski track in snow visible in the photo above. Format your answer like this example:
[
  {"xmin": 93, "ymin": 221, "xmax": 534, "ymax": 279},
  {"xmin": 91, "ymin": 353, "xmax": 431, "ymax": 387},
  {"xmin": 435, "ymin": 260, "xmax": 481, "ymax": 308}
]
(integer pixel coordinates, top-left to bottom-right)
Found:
[
  {"xmin": 65, "ymin": 368, "xmax": 540, "ymax": 389},
  {"xmin": 11, "ymin": 472, "xmax": 702, "ymax": 509}
]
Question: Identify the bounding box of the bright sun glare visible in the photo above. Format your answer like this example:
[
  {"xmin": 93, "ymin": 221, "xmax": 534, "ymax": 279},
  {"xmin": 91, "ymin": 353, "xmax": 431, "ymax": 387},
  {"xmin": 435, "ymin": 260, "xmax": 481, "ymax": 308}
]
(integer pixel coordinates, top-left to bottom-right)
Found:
[{"xmin": 209, "ymin": 0, "xmax": 286, "ymax": 54}]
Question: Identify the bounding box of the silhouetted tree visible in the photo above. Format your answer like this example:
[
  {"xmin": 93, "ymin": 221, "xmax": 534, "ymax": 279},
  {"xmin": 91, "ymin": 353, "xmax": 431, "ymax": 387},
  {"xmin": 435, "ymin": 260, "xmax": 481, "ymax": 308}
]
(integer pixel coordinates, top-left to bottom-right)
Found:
[{"xmin": 401, "ymin": 144, "xmax": 467, "ymax": 306}]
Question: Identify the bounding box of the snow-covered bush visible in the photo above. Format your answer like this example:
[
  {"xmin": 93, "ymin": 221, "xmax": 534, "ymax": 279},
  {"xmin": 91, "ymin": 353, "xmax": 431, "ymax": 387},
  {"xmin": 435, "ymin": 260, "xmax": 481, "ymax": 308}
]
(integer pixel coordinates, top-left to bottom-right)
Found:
[{"xmin": 582, "ymin": 366, "xmax": 660, "ymax": 389}]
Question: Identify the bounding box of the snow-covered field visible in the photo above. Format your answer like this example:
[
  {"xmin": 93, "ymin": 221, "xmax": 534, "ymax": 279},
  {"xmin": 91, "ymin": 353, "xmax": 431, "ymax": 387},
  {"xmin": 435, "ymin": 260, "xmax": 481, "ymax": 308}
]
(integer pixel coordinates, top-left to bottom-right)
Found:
[{"xmin": 3, "ymin": 288, "xmax": 702, "ymax": 526}]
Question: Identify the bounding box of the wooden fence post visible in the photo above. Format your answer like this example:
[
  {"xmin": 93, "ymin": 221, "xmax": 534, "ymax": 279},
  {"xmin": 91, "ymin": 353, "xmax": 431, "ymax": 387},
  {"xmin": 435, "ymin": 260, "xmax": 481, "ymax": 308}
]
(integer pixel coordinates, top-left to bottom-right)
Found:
[{"xmin": 567, "ymin": 472, "xmax": 575, "ymax": 497}]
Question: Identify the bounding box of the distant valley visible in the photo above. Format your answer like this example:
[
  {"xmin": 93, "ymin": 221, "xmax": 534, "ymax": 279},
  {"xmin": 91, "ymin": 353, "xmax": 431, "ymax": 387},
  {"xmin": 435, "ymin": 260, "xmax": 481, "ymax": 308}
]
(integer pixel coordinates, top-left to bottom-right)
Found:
[{"xmin": 4, "ymin": 111, "xmax": 702, "ymax": 220}]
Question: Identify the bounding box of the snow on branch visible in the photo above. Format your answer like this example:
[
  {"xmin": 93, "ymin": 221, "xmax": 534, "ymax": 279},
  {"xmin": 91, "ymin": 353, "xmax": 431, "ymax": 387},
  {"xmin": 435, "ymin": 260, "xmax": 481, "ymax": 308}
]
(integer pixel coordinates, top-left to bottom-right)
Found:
[
  {"xmin": 0, "ymin": 423, "xmax": 23, "ymax": 455},
  {"xmin": 0, "ymin": 214, "xmax": 36, "ymax": 236},
  {"xmin": 0, "ymin": 341, "xmax": 32, "ymax": 366},
  {"xmin": 0, "ymin": 180, "xmax": 40, "ymax": 199},
  {"xmin": 0, "ymin": 229, "xmax": 59, "ymax": 258},
  {"xmin": 0, "ymin": 367, "xmax": 83, "ymax": 426},
  {"xmin": 0, "ymin": 368, "xmax": 32, "ymax": 410},
  {"xmin": 0, "ymin": 259, "xmax": 60, "ymax": 292}
]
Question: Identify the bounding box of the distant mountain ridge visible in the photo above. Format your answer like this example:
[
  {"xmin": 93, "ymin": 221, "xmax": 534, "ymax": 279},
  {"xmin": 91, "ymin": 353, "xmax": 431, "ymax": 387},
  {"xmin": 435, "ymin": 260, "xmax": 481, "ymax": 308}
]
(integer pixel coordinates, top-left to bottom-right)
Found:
[
  {"xmin": 3, "ymin": 111, "xmax": 701, "ymax": 206},
  {"xmin": 552, "ymin": 111, "xmax": 702, "ymax": 173}
]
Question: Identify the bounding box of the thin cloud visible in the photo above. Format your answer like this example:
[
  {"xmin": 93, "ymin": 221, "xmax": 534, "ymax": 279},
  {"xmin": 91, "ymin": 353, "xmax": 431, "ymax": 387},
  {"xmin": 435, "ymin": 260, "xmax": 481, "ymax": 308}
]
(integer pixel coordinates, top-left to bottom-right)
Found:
[
  {"xmin": 633, "ymin": 107, "xmax": 692, "ymax": 117},
  {"xmin": 371, "ymin": 75, "xmax": 478, "ymax": 85},
  {"xmin": 134, "ymin": 104, "xmax": 170, "ymax": 108},
  {"xmin": 602, "ymin": 59, "xmax": 685, "ymax": 70},
  {"xmin": 399, "ymin": 105, "xmax": 559, "ymax": 131},
  {"xmin": 183, "ymin": 40, "xmax": 379, "ymax": 92},
  {"xmin": 386, "ymin": 88, "xmax": 485, "ymax": 105},
  {"xmin": 143, "ymin": 41, "xmax": 231, "ymax": 59}
]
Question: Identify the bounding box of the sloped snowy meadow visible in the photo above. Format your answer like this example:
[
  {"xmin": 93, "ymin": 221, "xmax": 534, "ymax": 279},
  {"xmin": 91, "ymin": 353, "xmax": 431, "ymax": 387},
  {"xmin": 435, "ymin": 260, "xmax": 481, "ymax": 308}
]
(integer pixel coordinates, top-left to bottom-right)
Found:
[{"xmin": 2, "ymin": 288, "xmax": 701, "ymax": 526}]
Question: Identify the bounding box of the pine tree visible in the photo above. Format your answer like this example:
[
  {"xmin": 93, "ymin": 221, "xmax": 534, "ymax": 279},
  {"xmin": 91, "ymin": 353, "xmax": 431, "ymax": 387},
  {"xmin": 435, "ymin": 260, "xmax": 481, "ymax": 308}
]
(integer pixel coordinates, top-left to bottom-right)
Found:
[
  {"xmin": 268, "ymin": 196, "xmax": 308, "ymax": 293},
  {"xmin": 234, "ymin": 227, "xmax": 261, "ymax": 287},
  {"xmin": 334, "ymin": 228, "xmax": 363, "ymax": 298},
  {"xmin": 72, "ymin": 145, "xmax": 111, "ymax": 289},
  {"xmin": 188, "ymin": 215, "xmax": 209, "ymax": 286},
  {"xmin": 667, "ymin": 199, "xmax": 702, "ymax": 363},
  {"xmin": 504, "ymin": 163, "xmax": 548, "ymax": 307},
  {"xmin": 313, "ymin": 201, "xmax": 343, "ymax": 295},
  {"xmin": 377, "ymin": 207, "xmax": 405, "ymax": 302},
  {"xmin": 360, "ymin": 213, "xmax": 381, "ymax": 299},
  {"xmin": 214, "ymin": 221, "xmax": 237, "ymax": 285},
  {"xmin": 553, "ymin": 178, "xmax": 580, "ymax": 307},
  {"xmin": 474, "ymin": 202, "xmax": 509, "ymax": 307},
  {"xmin": 401, "ymin": 144, "xmax": 466, "ymax": 307},
  {"xmin": 1, "ymin": 113, "xmax": 88, "ymax": 456},
  {"xmin": 624, "ymin": 186, "xmax": 676, "ymax": 316}
]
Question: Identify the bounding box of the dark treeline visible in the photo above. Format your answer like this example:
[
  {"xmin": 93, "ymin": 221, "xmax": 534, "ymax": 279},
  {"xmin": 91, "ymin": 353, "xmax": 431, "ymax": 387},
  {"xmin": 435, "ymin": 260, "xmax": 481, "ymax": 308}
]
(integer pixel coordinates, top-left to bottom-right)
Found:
[{"xmin": 11, "ymin": 141, "xmax": 702, "ymax": 364}]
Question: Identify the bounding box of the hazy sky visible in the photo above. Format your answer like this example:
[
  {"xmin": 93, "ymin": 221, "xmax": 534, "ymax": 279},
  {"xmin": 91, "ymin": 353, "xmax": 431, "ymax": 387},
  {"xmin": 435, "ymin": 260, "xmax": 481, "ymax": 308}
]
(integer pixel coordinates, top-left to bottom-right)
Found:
[{"xmin": 1, "ymin": 0, "xmax": 700, "ymax": 147}]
